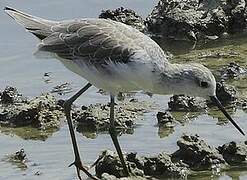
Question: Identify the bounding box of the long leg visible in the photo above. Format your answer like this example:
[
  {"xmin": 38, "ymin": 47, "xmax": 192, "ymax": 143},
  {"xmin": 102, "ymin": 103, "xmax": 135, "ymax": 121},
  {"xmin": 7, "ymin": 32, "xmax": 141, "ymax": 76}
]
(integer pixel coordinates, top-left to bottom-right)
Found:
[
  {"xmin": 63, "ymin": 83, "xmax": 98, "ymax": 180},
  {"xmin": 109, "ymin": 95, "xmax": 129, "ymax": 176}
]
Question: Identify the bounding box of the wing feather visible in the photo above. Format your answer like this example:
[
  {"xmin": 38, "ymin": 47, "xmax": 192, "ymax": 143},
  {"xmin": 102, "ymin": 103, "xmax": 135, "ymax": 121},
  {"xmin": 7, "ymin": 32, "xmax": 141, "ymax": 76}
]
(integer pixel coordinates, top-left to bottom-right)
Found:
[{"xmin": 38, "ymin": 19, "xmax": 135, "ymax": 65}]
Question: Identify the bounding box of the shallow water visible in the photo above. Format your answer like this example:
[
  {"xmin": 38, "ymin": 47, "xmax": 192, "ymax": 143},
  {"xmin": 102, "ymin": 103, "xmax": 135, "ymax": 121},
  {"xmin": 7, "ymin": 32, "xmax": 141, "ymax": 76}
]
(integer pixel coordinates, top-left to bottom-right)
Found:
[{"xmin": 0, "ymin": 0, "xmax": 247, "ymax": 179}]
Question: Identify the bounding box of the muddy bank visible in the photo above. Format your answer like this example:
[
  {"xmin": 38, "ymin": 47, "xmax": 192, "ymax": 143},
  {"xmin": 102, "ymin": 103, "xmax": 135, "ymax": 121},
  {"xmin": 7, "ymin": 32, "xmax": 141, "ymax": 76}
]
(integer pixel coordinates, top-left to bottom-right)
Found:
[{"xmin": 95, "ymin": 134, "xmax": 246, "ymax": 179}]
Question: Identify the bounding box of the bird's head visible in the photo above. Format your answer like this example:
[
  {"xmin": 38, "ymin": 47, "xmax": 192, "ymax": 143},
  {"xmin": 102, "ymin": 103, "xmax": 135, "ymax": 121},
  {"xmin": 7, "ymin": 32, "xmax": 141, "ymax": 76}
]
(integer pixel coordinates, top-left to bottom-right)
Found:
[
  {"xmin": 165, "ymin": 63, "xmax": 216, "ymax": 99},
  {"xmin": 163, "ymin": 63, "xmax": 245, "ymax": 136}
]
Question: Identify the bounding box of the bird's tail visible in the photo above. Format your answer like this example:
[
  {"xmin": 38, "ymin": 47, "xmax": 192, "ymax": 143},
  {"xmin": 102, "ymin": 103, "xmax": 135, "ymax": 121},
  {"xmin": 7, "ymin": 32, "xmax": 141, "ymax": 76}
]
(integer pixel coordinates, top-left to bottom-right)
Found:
[{"xmin": 4, "ymin": 6, "xmax": 56, "ymax": 39}]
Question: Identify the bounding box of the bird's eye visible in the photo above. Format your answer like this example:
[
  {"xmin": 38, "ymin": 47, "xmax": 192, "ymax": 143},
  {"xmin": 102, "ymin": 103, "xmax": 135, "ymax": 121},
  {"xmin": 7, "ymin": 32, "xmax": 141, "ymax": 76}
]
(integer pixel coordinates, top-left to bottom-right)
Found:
[{"xmin": 200, "ymin": 81, "xmax": 208, "ymax": 88}]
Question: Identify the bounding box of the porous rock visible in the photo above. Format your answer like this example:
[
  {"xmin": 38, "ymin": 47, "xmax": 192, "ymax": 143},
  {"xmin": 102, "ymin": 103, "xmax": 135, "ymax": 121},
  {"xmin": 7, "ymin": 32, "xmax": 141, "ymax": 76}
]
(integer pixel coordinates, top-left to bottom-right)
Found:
[
  {"xmin": 220, "ymin": 62, "xmax": 246, "ymax": 80},
  {"xmin": 0, "ymin": 86, "xmax": 27, "ymax": 104},
  {"xmin": 0, "ymin": 87, "xmax": 64, "ymax": 130},
  {"xmin": 4, "ymin": 148, "xmax": 28, "ymax": 169},
  {"xmin": 99, "ymin": 7, "xmax": 146, "ymax": 32},
  {"xmin": 172, "ymin": 134, "xmax": 226, "ymax": 170},
  {"xmin": 146, "ymin": 0, "xmax": 247, "ymax": 42},
  {"xmin": 218, "ymin": 141, "xmax": 247, "ymax": 165},
  {"xmin": 168, "ymin": 95, "xmax": 207, "ymax": 112},
  {"xmin": 95, "ymin": 150, "xmax": 189, "ymax": 179},
  {"xmin": 216, "ymin": 81, "xmax": 237, "ymax": 103},
  {"xmin": 73, "ymin": 100, "xmax": 152, "ymax": 134}
]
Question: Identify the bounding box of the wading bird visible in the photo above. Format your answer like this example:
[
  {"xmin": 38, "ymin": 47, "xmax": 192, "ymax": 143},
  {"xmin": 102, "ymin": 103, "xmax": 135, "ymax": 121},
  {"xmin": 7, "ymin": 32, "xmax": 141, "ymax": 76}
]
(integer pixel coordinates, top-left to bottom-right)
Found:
[{"xmin": 4, "ymin": 6, "xmax": 245, "ymax": 180}]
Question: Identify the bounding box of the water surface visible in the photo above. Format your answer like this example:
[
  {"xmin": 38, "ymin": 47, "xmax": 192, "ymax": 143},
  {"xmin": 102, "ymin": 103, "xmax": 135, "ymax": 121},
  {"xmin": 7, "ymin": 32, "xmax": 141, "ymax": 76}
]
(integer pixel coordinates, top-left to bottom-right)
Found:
[{"xmin": 0, "ymin": 1, "xmax": 247, "ymax": 180}]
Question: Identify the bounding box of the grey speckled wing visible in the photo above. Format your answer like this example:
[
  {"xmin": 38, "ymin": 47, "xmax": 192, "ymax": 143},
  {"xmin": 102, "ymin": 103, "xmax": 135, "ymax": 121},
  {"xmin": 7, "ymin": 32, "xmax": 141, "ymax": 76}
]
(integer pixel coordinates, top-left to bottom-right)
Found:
[{"xmin": 38, "ymin": 19, "xmax": 138, "ymax": 66}]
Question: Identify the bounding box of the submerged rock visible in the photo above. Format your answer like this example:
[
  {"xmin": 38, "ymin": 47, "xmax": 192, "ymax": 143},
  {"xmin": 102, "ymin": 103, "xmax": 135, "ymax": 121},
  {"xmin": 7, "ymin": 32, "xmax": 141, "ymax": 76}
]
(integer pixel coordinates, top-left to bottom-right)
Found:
[
  {"xmin": 156, "ymin": 111, "xmax": 174, "ymax": 126},
  {"xmin": 218, "ymin": 141, "xmax": 247, "ymax": 165},
  {"xmin": 146, "ymin": 0, "xmax": 247, "ymax": 42},
  {"xmin": 4, "ymin": 148, "xmax": 28, "ymax": 169},
  {"xmin": 168, "ymin": 95, "xmax": 207, "ymax": 112},
  {"xmin": 10, "ymin": 148, "xmax": 27, "ymax": 162},
  {"xmin": 73, "ymin": 100, "xmax": 153, "ymax": 136},
  {"xmin": 0, "ymin": 87, "xmax": 64, "ymax": 130},
  {"xmin": 156, "ymin": 111, "xmax": 176, "ymax": 138},
  {"xmin": 95, "ymin": 150, "xmax": 189, "ymax": 179},
  {"xmin": 171, "ymin": 134, "xmax": 226, "ymax": 170},
  {"xmin": 99, "ymin": 7, "xmax": 146, "ymax": 32}
]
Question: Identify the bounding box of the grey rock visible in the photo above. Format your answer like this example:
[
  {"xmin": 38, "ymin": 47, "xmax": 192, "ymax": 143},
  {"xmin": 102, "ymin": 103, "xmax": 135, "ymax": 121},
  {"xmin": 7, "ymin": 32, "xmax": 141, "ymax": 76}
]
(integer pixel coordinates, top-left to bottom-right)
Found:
[
  {"xmin": 218, "ymin": 141, "xmax": 247, "ymax": 165},
  {"xmin": 95, "ymin": 150, "xmax": 189, "ymax": 179},
  {"xmin": 73, "ymin": 100, "xmax": 153, "ymax": 136},
  {"xmin": 168, "ymin": 95, "xmax": 207, "ymax": 112},
  {"xmin": 216, "ymin": 81, "xmax": 237, "ymax": 103},
  {"xmin": 142, "ymin": 152, "xmax": 189, "ymax": 178},
  {"xmin": 156, "ymin": 111, "xmax": 175, "ymax": 126},
  {"xmin": 0, "ymin": 86, "xmax": 27, "ymax": 104},
  {"xmin": 4, "ymin": 148, "xmax": 28, "ymax": 169},
  {"xmin": 146, "ymin": 0, "xmax": 247, "ymax": 42},
  {"xmin": 0, "ymin": 90, "xmax": 64, "ymax": 129},
  {"xmin": 99, "ymin": 7, "xmax": 146, "ymax": 32},
  {"xmin": 220, "ymin": 62, "xmax": 247, "ymax": 80},
  {"xmin": 172, "ymin": 134, "xmax": 226, "ymax": 170}
]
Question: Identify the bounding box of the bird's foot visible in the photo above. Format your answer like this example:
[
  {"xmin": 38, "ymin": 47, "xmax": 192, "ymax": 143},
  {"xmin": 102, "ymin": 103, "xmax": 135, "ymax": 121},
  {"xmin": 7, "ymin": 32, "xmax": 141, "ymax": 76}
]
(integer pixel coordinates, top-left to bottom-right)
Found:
[{"xmin": 69, "ymin": 159, "xmax": 99, "ymax": 180}]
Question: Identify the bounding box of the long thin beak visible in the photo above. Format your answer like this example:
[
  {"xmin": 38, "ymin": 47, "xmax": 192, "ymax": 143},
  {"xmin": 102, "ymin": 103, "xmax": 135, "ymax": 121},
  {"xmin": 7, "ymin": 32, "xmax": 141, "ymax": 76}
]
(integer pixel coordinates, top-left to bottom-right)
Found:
[{"xmin": 210, "ymin": 96, "xmax": 245, "ymax": 136}]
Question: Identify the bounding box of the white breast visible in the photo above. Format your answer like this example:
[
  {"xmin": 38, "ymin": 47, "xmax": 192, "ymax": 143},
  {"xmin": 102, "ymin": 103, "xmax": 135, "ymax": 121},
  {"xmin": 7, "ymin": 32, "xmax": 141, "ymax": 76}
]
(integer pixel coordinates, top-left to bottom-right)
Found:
[{"xmin": 58, "ymin": 57, "xmax": 157, "ymax": 95}]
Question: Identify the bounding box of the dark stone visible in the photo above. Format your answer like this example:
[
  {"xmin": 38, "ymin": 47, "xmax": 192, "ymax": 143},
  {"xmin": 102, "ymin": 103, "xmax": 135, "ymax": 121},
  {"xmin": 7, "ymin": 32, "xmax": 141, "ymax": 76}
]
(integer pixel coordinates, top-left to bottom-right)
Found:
[
  {"xmin": 218, "ymin": 141, "xmax": 247, "ymax": 165},
  {"xmin": 99, "ymin": 7, "xmax": 146, "ymax": 32},
  {"xmin": 216, "ymin": 81, "xmax": 236, "ymax": 103},
  {"xmin": 12, "ymin": 148, "xmax": 26, "ymax": 161},
  {"xmin": 73, "ymin": 100, "xmax": 153, "ymax": 137},
  {"xmin": 168, "ymin": 95, "xmax": 207, "ymax": 112},
  {"xmin": 0, "ymin": 86, "xmax": 27, "ymax": 104},
  {"xmin": 146, "ymin": 0, "xmax": 247, "ymax": 42},
  {"xmin": 142, "ymin": 152, "xmax": 189, "ymax": 178},
  {"xmin": 95, "ymin": 150, "xmax": 127, "ymax": 178},
  {"xmin": 171, "ymin": 134, "xmax": 226, "ymax": 170},
  {"xmin": 4, "ymin": 148, "xmax": 28, "ymax": 169},
  {"xmin": 0, "ymin": 91, "xmax": 64, "ymax": 129},
  {"xmin": 95, "ymin": 150, "xmax": 189, "ymax": 179},
  {"xmin": 156, "ymin": 111, "xmax": 174, "ymax": 126}
]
